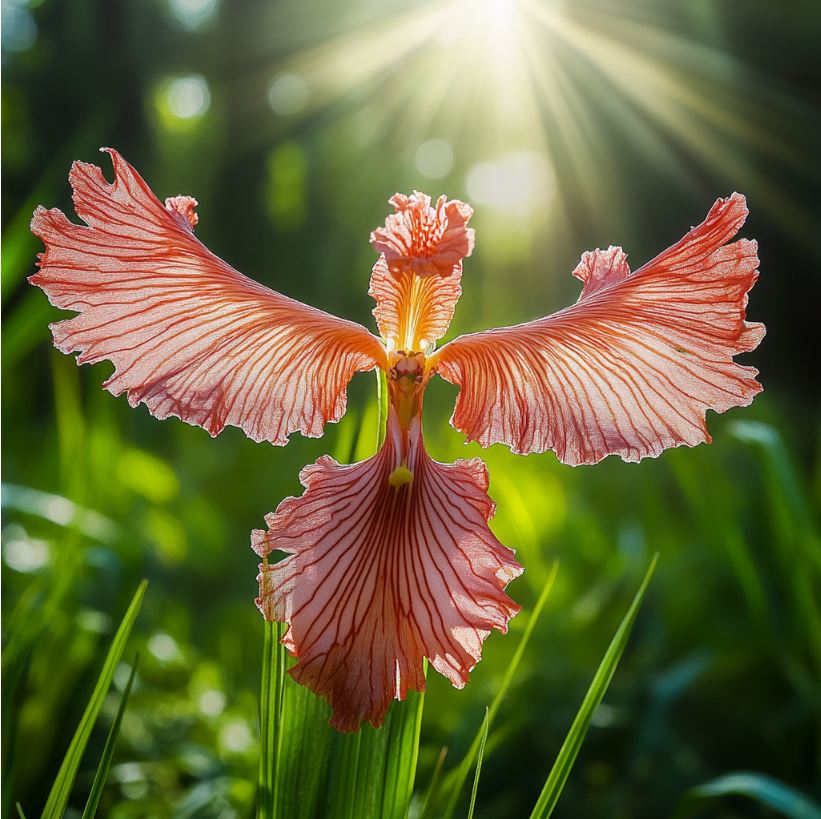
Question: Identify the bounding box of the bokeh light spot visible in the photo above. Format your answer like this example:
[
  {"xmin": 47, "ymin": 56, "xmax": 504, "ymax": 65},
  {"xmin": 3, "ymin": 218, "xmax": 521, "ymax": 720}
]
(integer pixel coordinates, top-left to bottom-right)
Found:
[
  {"xmin": 148, "ymin": 631, "xmax": 182, "ymax": 663},
  {"xmin": 2, "ymin": 1, "xmax": 38, "ymax": 53},
  {"xmin": 167, "ymin": 0, "xmax": 218, "ymax": 30},
  {"xmin": 219, "ymin": 718, "xmax": 254, "ymax": 754},
  {"xmin": 44, "ymin": 495, "xmax": 73, "ymax": 525},
  {"xmin": 166, "ymin": 75, "xmax": 211, "ymax": 119},
  {"xmin": 76, "ymin": 610, "xmax": 112, "ymax": 634},
  {"xmin": 415, "ymin": 139, "xmax": 453, "ymax": 179},
  {"xmin": 2, "ymin": 524, "xmax": 50, "ymax": 573},
  {"xmin": 268, "ymin": 73, "xmax": 309, "ymax": 115},
  {"xmin": 198, "ymin": 689, "xmax": 226, "ymax": 717},
  {"xmin": 466, "ymin": 151, "xmax": 554, "ymax": 216},
  {"xmin": 154, "ymin": 75, "xmax": 211, "ymax": 133}
]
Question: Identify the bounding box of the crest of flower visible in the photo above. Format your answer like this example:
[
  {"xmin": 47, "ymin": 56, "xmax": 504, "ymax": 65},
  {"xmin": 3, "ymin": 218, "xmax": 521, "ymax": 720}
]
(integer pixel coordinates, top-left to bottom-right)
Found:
[{"xmin": 30, "ymin": 149, "xmax": 764, "ymax": 731}]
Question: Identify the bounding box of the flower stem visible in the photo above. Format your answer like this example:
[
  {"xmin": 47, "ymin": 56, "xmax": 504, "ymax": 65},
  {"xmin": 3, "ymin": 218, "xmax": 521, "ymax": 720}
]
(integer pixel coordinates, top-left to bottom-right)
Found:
[
  {"xmin": 375, "ymin": 367, "xmax": 388, "ymax": 450},
  {"xmin": 258, "ymin": 616, "xmax": 285, "ymax": 818}
]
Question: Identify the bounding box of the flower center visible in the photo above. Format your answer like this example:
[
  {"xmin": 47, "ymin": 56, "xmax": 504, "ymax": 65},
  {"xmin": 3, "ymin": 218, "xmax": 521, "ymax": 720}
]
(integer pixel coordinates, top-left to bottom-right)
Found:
[{"xmin": 387, "ymin": 350, "xmax": 427, "ymax": 432}]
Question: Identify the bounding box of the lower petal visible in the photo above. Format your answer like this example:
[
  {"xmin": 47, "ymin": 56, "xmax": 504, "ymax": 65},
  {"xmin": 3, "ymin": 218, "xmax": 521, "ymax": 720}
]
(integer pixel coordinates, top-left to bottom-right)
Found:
[{"xmin": 252, "ymin": 412, "xmax": 521, "ymax": 732}]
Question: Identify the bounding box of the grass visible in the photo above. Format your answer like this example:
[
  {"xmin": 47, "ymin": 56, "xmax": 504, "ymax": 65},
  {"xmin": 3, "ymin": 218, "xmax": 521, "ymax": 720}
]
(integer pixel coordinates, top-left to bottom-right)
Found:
[
  {"xmin": 2, "ymin": 347, "xmax": 819, "ymax": 816},
  {"xmin": 529, "ymin": 556, "xmax": 657, "ymax": 819},
  {"xmin": 37, "ymin": 582, "xmax": 146, "ymax": 819}
]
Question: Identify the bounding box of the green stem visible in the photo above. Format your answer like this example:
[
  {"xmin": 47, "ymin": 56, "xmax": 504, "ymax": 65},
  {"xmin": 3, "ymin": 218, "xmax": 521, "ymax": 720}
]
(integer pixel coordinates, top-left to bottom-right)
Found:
[
  {"xmin": 259, "ymin": 616, "xmax": 285, "ymax": 819},
  {"xmin": 375, "ymin": 368, "xmax": 389, "ymax": 450}
]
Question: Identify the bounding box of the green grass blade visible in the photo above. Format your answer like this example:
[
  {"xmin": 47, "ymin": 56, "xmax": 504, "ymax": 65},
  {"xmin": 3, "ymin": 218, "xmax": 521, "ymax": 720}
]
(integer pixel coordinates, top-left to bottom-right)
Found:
[
  {"xmin": 80, "ymin": 654, "xmax": 140, "ymax": 819},
  {"xmin": 258, "ymin": 620, "xmax": 286, "ymax": 819},
  {"xmin": 529, "ymin": 555, "xmax": 658, "ymax": 819},
  {"xmin": 275, "ymin": 677, "xmax": 333, "ymax": 819},
  {"xmin": 353, "ymin": 724, "xmax": 390, "ymax": 816},
  {"xmin": 467, "ymin": 710, "xmax": 489, "ymax": 819},
  {"xmin": 16, "ymin": 803, "xmax": 28, "ymax": 819},
  {"xmin": 321, "ymin": 691, "xmax": 427, "ymax": 819},
  {"xmin": 672, "ymin": 771, "xmax": 821, "ymax": 819},
  {"xmin": 328, "ymin": 722, "xmax": 385, "ymax": 818},
  {"xmin": 326, "ymin": 730, "xmax": 365, "ymax": 818},
  {"xmin": 442, "ymin": 562, "xmax": 559, "ymax": 819},
  {"xmin": 418, "ymin": 747, "xmax": 448, "ymax": 819},
  {"xmin": 40, "ymin": 580, "xmax": 148, "ymax": 819},
  {"xmin": 380, "ymin": 688, "xmax": 426, "ymax": 819}
]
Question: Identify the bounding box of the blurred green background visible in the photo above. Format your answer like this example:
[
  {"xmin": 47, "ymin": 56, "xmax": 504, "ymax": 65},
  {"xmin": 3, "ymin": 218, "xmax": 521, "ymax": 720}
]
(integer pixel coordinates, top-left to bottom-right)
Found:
[{"xmin": 2, "ymin": 0, "xmax": 820, "ymax": 816}]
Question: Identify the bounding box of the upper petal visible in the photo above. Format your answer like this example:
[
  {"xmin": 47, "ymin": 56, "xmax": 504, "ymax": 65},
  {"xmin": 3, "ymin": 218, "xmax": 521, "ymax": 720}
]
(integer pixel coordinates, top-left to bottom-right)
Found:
[
  {"xmin": 252, "ymin": 409, "xmax": 521, "ymax": 732},
  {"xmin": 368, "ymin": 192, "xmax": 474, "ymax": 352},
  {"xmin": 30, "ymin": 148, "xmax": 385, "ymax": 445},
  {"xmin": 432, "ymin": 193, "xmax": 765, "ymax": 465},
  {"xmin": 572, "ymin": 245, "xmax": 630, "ymax": 298},
  {"xmin": 370, "ymin": 192, "xmax": 474, "ymax": 278},
  {"xmin": 368, "ymin": 255, "xmax": 463, "ymax": 354}
]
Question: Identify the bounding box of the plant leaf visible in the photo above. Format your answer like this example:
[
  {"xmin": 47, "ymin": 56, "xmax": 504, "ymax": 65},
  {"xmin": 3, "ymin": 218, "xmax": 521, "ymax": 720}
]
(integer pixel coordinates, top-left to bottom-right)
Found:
[
  {"xmin": 376, "ymin": 367, "xmax": 389, "ymax": 449},
  {"xmin": 418, "ymin": 747, "xmax": 448, "ymax": 819},
  {"xmin": 275, "ymin": 675, "xmax": 334, "ymax": 819},
  {"xmin": 40, "ymin": 580, "xmax": 148, "ymax": 819},
  {"xmin": 672, "ymin": 771, "xmax": 821, "ymax": 819},
  {"xmin": 258, "ymin": 620, "xmax": 286, "ymax": 819},
  {"xmin": 529, "ymin": 555, "xmax": 658, "ymax": 819},
  {"xmin": 80, "ymin": 654, "xmax": 140, "ymax": 819},
  {"xmin": 467, "ymin": 710, "xmax": 489, "ymax": 819},
  {"xmin": 441, "ymin": 561, "xmax": 559, "ymax": 818},
  {"xmin": 380, "ymin": 687, "xmax": 425, "ymax": 819}
]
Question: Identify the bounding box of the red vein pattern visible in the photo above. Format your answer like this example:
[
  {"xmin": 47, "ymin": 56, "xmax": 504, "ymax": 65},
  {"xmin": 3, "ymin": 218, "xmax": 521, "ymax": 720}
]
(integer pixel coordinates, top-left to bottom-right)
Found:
[
  {"xmin": 252, "ymin": 409, "xmax": 522, "ymax": 731},
  {"xmin": 30, "ymin": 149, "xmax": 385, "ymax": 444},
  {"xmin": 433, "ymin": 193, "xmax": 765, "ymax": 465},
  {"xmin": 370, "ymin": 192, "xmax": 474, "ymax": 278},
  {"xmin": 368, "ymin": 256, "xmax": 462, "ymax": 352},
  {"xmin": 368, "ymin": 192, "xmax": 473, "ymax": 352},
  {"xmin": 573, "ymin": 245, "xmax": 631, "ymax": 298}
]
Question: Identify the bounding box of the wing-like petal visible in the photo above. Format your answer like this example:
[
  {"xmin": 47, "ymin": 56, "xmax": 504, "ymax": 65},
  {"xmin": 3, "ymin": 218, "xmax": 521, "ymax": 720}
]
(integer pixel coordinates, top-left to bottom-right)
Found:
[
  {"xmin": 432, "ymin": 193, "xmax": 765, "ymax": 465},
  {"xmin": 369, "ymin": 192, "xmax": 473, "ymax": 352},
  {"xmin": 30, "ymin": 149, "xmax": 385, "ymax": 444},
  {"xmin": 252, "ymin": 409, "xmax": 521, "ymax": 731}
]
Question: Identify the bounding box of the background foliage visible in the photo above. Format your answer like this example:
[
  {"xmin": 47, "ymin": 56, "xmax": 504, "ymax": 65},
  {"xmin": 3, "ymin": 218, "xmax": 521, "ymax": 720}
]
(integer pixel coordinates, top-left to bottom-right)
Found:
[{"xmin": 2, "ymin": 0, "xmax": 819, "ymax": 816}]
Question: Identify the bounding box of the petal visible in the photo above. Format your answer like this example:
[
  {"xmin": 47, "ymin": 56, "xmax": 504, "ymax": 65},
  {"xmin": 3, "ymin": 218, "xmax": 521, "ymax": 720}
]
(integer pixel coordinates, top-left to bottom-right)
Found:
[
  {"xmin": 370, "ymin": 192, "xmax": 475, "ymax": 278},
  {"xmin": 252, "ymin": 410, "xmax": 521, "ymax": 732},
  {"xmin": 368, "ymin": 192, "xmax": 474, "ymax": 352},
  {"xmin": 433, "ymin": 193, "xmax": 765, "ymax": 465},
  {"xmin": 572, "ymin": 245, "xmax": 630, "ymax": 298},
  {"xmin": 368, "ymin": 255, "xmax": 462, "ymax": 353},
  {"xmin": 30, "ymin": 148, "xmax": 385, "ymax": 445}
]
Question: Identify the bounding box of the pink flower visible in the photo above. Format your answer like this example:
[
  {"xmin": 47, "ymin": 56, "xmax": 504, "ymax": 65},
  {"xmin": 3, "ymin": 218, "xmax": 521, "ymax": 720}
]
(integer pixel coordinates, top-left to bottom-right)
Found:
[{"xmin": 30, "ymin": 149, "xmax": 764, "ymax": 731}]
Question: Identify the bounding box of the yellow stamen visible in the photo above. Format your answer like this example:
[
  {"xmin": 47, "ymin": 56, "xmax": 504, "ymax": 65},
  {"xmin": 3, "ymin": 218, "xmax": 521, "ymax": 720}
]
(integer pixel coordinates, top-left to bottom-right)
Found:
[{"xmin": 388, "ymin": 465, "xmax": 414, "ymax": 488}]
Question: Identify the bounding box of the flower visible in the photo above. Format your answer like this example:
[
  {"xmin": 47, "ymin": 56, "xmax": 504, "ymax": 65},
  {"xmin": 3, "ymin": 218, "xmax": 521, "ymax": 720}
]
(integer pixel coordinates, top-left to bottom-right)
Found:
[{"xmin": 30, "ymin": 149, "xmax": 764, "ymax": 732}]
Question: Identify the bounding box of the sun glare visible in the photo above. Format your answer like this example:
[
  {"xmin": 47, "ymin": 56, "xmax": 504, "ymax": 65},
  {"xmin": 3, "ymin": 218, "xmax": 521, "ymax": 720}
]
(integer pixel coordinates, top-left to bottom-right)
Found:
[
  {"xmin": 471, "ymin": 0, "xmax": 520, "ymax": 37},
  {"xmin": 232, "ymin": 0, "xmax": 814, "ymax": 245}
]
